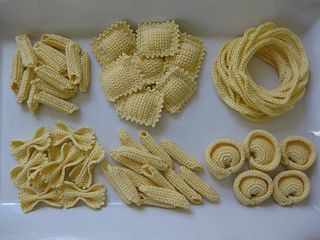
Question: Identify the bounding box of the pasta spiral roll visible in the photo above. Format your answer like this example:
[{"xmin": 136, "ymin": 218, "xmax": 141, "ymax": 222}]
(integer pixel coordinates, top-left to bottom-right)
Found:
[
  {"xmin": 272, "ymin": 170, "xmax": 310, "ymax": 206},
  {"xmin": 233, "ymin": 170, "xmax": 273, "ymax": 206}
]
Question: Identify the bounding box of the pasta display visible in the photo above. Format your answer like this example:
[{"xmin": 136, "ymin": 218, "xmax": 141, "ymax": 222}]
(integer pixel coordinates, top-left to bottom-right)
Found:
[{"xmin": 10, "ymin": 33, "xmax": 91, "ymax": 114}]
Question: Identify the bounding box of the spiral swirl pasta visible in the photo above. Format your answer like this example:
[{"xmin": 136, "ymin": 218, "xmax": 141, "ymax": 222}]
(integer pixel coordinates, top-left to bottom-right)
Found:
[
  {"xmin": 272, "ymin": 170, "xmax": 310, "ymax": 206},
  {"xmin": 205, "ymin": 139, "xmax": 245, "ymax": 179},
  {"xmin": 233, "ymin": 170, "xmax": 273, "ymax": 206},
  {"xmin": 212, "ymin": 22, "xmax": 309, "ymax": 122},
  {"xmin": 280, "ymin": 136, "xmax": 316, "ymax": 171}
]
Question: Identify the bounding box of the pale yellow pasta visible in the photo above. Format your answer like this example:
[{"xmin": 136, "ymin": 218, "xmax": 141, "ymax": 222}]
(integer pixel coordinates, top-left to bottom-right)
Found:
[
  {"xmin": 179, "ymin": 166, "xmax": 219, "ymax": 202},
  {"xmin": 138, "ymin": 185, "xmax": 189, "ymax": 209},
  {"xmin": 40, "ymin": 33, "xmax": 71, "ymax": 51},
  {"xmin": 118, "ymin": 128, "xmax": 148, "ymax": 152},
  {"xmin": 90, "ymin": 20, "xmax": 136, "ymax": 66},
  {"xmin": 66, "ymin": 41, "xmax": 82, "ymax": 84},
  {"xmin": 10, "ymin": 50, "xmax": 24, "ymax": 93},
  {"xmin": 15, "ymin": 34, "xmax": 38, "ymax": 68},
  {"xmin": 115, "ymin": 88, "xmax": 164, "ymax": 127},
  {"xmin": 139, "ymin": 193, "xmax": 175, "ymax": 209},
  {"xmin": 26, "ymin": 84, "xmax": 40, "ymax": 113},
  {"xmin": 163, "ymin": 168, "xmax": 202, "ymax": 204},
  {"xmin": 79, "ymin": 51, "xmax": 91, "ymax": 92},
  {"xmin": 17, "ymin": 68, "xmax": 35, "ymax": 104},
  {"xmin": 139, "ymin": 130, "xmax": 173, "ymax": 168},
  {"xmin": 160, "ymin": 138, "xmax": 203, "ymax": 171},
  {"xmin": 110, "ymin": 150, "xmax": 144, "ymax": 173},
  {"xmin": 123, "ymin": 168, "xmax": 155, "ymax": 187},
  {"xmin": 141, "ymin": 164, "xmax": 175, "ymax": 190},
  {"xmin": 133, "ymin": 54, "xmax": 165, "ymax": 83},
  {"xmin": 155, "ymin": 67, "xmax": 197, "ymax": 114},
  {"xmin": 34, "ymin": 91, "xmax": 79, "ymax": 114},
  {"xmin": 137, "ymin": 21, "xmax": 180, "ymax": 58},
  {"xmin": 33, "ymin": 41, "xmax": 66, "ymax": 73}
]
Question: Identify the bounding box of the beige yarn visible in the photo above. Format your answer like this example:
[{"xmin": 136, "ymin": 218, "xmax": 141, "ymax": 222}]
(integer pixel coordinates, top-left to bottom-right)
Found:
[
  {"xmin": 233, "ymin": 170, "xmax": 273, "ymax": 206},
  {"xmin": 141, "ymin": 164, "xmax": 175, "ymax": 190},
  {"xmin": 110, "ymin": 149, "xmax": 143, "ymax": 174},
  {"xmin": 10, "ymin": 50, "xmax": 24, "ymax": 93},
  {"xmin": 212, "ymin": 22, "xmax": 309, "ymax": 122},
  {"xmin": 17, "ymin": 68, "xmax": 35, "ymax": 104},
  {"xmin": 272, "ymin": 170, "xmax": 310, "ymax": 206},
  {"xmin": 15, "ymin": 34, "xmax": 38, "ymax": 68},
  {"xmin": 40, "ymin": 33, "xmax": 71, "ymax": 51},
  {"xmin": 65, "ymin": 41, "xmax": 82, "ymax": 84},
  {"xmin": 119, "ymin": 128, "xmax": 148, "ymax": 152},
  {"xmin": 244, "ymin": 129, "xmax": 281, "ymax": 172},
  {"xmin": 205, "ymin": 139, "xmax": 245, "ymax": 179},
  {"xmin": 139, "ymin": 193, "xmax": 175, "ymax": 209},
  {"xmin": 280, "ymin": 136, "xmax": 316, "ymax": 171}
]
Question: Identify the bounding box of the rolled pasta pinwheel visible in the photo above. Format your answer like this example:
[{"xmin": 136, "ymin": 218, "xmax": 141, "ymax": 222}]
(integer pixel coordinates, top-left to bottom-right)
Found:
[
  {"xmin": 205, "ymin": 139, "xmax": 245, "ymax": 179},
  {"xmin": 272, "ymin": 170, "xmax": 310, "ymax": 206},
  {"xmin": 233, "ymin": 170, "xmax": 273, "ymax": 206},
  {"xmin": 10, "ymin": 127, "xmax": 51, "ymax": 163},
  {"xmin": 51, "ymin": 121, "xmax": 96, "ymax": 151},
  {"xmin": 244, "ymin": 130, "xmax": 281, "ymax": 172},
  {"xmin": 60, "ymin": 181, "xmax": 106, "ymax": 209},
  {"xmin": 280, "ymin": 136, "xmax": 316, "ymax": 171}
]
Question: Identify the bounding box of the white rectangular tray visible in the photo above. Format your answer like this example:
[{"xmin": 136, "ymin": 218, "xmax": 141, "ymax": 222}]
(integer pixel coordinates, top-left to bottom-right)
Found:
[{"xmin": 1, "ymin": 0, "xmax": 320, "ymax": 239}]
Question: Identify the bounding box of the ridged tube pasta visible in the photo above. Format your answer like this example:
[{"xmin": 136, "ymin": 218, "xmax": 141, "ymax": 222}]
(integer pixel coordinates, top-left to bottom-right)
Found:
[
  {"xmin": 123, "ymin": 168, "xmax": 155, "ymax": 187},
  {"xmin": 244, "ymin": 130, "xmax": 281, "ymax": 172},
  {"xmin": 66, "ymin": 41, "xmax": 82, "ymax": 84},
  {"xmin": 15, "ymin": 34, "xmax": 38, "ymax": 68},
  {"xmin": 10, "ymin": 50, "xmax": 24, "ymax": 93},
  {"xmin": 110, "ymin": 150, "xmax": 143, "ymax": 173},
  {"xmin": 33, "ymin": 41, "xmax": 66, "ymax": 73},
  {"xmin": 280, "ymin": 136, "xmax": 316, "ymax": 171},
  {"xmin": 141, "ymin": 164, "xmax": 175, "ymax": 190},
  {"xmin": 79, "ymin": 51, "xmax": 90, "ymax": 92},
  {"xmin": 40, "ymin": 33, "xmax": 71, "ymax": 51},
  {"xmin": 118, "ymin": 128, "xmax": 148, "ymax": 152},
  {"xmin": 205, "ymin": 139, "xmax": 245, "ymax": 179},
  {"xmin": 139, "ymin": 130, "xmax": 173, "ymax": 168},
  {"xmin": 160, "ymin": 139, "xmax": 203, "ymax": 171},
  {"xmin": 34, "ymin": 91, "xmax": 79, "ymax": 115},
  {"xmin": 233, "ymin": 170, "xmax": 273, "ymax": 206},
  {"xmin": 163, "ymin": 168, "xmax": 202, "ymax": 204},
  {"xmin": 17, "ymin": 68, "xmax": 35, "ymax": 104},
  {"xmin": 139, "ymin": 193, "xmax": 175, "ymax": 209},
  {"xmin": 179, "ymin": 166, "xmax": 219, "ymax": 203},
  {"xmin": 27, "ymin": 85, "xmax": 40, "ymax": 113},
  {"xmin": 138, "ymin": 185, "xmax": 190, "ymax": 209}
]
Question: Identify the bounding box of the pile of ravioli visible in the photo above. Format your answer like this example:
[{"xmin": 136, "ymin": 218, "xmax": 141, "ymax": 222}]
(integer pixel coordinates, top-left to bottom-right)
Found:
[
  {"xmin": 10, "ymin": 121, "xmax": 105, "ymax": 213},
  {"xmin": 91, "ymin": 20, "xmax": 205, "ymax": 127}
]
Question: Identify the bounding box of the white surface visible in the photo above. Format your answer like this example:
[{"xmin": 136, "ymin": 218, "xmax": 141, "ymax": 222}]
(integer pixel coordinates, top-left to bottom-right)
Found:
[{"xmin": 1, "ymin": 1, "xmax": 320, "ymax": 239}]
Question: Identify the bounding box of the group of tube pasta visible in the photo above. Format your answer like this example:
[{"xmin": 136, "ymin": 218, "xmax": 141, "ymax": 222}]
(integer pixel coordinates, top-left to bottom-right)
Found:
[
  {"xmin": 102, "ymin": 129, "xmax": 219, "ymax": 209},
  {"xmin": 91, "ymin": 20, "xmax": 205, "ymax": 127},
  {"xmin": 10, "ymin": 121, "xmax": 106, "ymax": 213},
  {"xmin": 10, "ymin": 34, "xmax": 90, "ymax": 114},
  {"xmin": 205, "ymin": 129, "xmax": 316, "ymax": 206}
]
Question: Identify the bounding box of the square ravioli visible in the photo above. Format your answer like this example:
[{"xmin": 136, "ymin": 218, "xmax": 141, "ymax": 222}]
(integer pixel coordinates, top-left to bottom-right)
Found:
[
  {"xmin": 91, "ymin": 21, "xmax": 136, "ymax": 66},
  {"xmin": 137, "ymin": 21, "xmax": 180, "ymax": 58}
]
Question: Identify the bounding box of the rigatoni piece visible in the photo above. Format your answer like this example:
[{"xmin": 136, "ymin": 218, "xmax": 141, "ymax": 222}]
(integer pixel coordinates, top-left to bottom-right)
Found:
[
  {"xmin": 139, "ymin": 193, "xmax": 176, "ymax": 209},
  {"xmin": 40, "ymin": 33, "xmax": 71, "ymax": 51},
  {"xmin": 141, "ymin": 164, "xmax": 175, "ymax": 190},
  {"xmin": 164, "ymin": 168, "xmax": 202, "ymax": 205},
  {"xmin": 17, "ymin": 68, "xmax": 35, "ymax": 104},
  {"xmin": 79, "ymin": 51, "xmax": 90, "ymax": 92},
  {"xmin": 34, "ymin": 91, "xmax": 79, "ymax": 114},
  {"xmin": 66, "ymin": 41, "xmax": 82, "ymax": 84},
  {"xmin": 27, "ymin": 85, "xmax": 40, "ymax": 113},
  {"xmin": 123, "ymin": 168, "xmax": 155, "ymax": 187},
  {"xmin": 10, "ymin": 50, "xmax": 24, "ymax": 93},
  {"xmin": 15, "ymin": 34, "xmax": 38, "ymax": 68},
  {"xmin": 119, "ymin": 128, "xmax": 148, "ymax": 152},
  {"xmin": 179, "ymin": 166, "xmax": 219, "ymax": 202},
  {"xmin": 110, "ymin": 150, "xmax": 143, "ymax": 173},
  {"xmin": 161, "ymin": 139, "xmax": 203, "ymax": 171}
]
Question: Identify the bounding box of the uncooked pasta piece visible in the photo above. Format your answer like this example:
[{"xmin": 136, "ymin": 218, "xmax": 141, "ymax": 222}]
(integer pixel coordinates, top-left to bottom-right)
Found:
[
  {"xmin": 118, "ymin": 128, "xmax": 148, "ymax": 152},
  {"xmin": 139, "ymin": 193, "xmax": 175, "ymax": 209},
  {"xmin": 60, "ymin": 181, "xmax": 105, "ymax": 209},
  {"xmin": 155, "ymin": 67, "xmax": 197, "ymax": 114},
  {"xmin": 166, "ymin": 32, "xmax": 205, "ymax": 75},
  {"xmin": 69, "ymin": 144, "xmax": 105, "ymax": 189},
  {"xmin": 33, "ymin": 41, "xmax": 66, "ymax": 73},
  {"xmin": 233, "ymin": 170, "xmax": 273, "ymax": 206},
  {"xmin": 99, "ymin": 54, "xmax": 144, "ymax": 102},
  {"xmin": 51, "ymin": 121, "xmax": 96, "ymax": 151},
  {"xmin": 139, "ymin": 130, "xmax": 173, "ymax": 168},
  {"xmin": 136, "ymin": 21, "xmax": 179, "ymax": 58},
  {"xmin": 17, "ymin": 68, "xmax": 35, "ymax": 104},
  {"xmin": 163, "ymin": 168, "xmax": 202, "ymax": 204},
  {"xmin": 65, "ymin": 41, "xmax": 82, "ymax": 84},
  {"xmin": 110, "ymin": 150, "xmax": 143, "ymax": 173},
  {"xmin": 280, "ymin": 136, "xmax": 316, "ymax": 171},
  {"xmin": 272, "ymin": 170, "xmax": 310, "ymax": 206},
  {"xmin": 133, "ymin": 54, "xmax": 165, "ymax": 83},
  {"xmin": 138, "ymin": 185, "xmax": 189, "ymax": 209},
  {"xmin": 205, "ymin": 139, "xmax": 245, "ymax": 179},
  {"xmin": 123, "ymin": 168, "xmax": 155, "ymax": 187},
  {"xmin": 90, "ymin": 20, "xmax": 136, "ymax": 66},
  {"xmin": 115, "ymin": 88, "xmax": 164, "ymax": 127},
  {"xmin": 79, "ymin": 51, "xmax": 90, "ymax": 92},
  {"xmin": 244, "ymin": 130, "xmax": 281, "ymax": 172},
  {"xmin": 40, "ymin": 33, "xmax": 71, "ymax": 51},
  {"xmin": 35, "ymin": 65, "xmax": 74, "ymax": 91},
  {"xmin": 10, "ymin": 126, "xmax": 51, "ymax": 163},
  {"xmin": 27, "ymin": 85, "xmax": 40, "ymax": 113},
  {"xmin": 34, "ymin": 91, "xmax": 79, "ymax": 114},
  {"xmin": 15, "ymin": 34, "xmax": 38, "ymax": 68},
  {"xmin": 112, "ymin": 146, "xmax": 168, "ymax": 170},
  {"xmin": 18, "ymin": 185, "xmax": 62, "ymax": 213},
  {"xmin": 141, "ymin": 164, "xmax": 175, "ymax": 190},
  {"xmin": 179, "ymin": 166, "xmax": 219, "ymax": 203},
  {"xmin": 160, "ymin": 139, "xmax": 203, "ymax": 171},
  {"xmin": 10, "ymin": 50, "xmax": 24, "ymax": 93}
]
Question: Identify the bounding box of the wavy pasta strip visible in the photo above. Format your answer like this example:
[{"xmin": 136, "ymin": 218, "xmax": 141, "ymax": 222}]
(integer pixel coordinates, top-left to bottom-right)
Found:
[
  {"xmin": 40, "ymin": 33, "xmax": 71, "ymax": 51},
  {"xmin": 141, "ymin": 164, "xmax": 175, "ymax": 190},
  {"xmin": 79, "ymin": 51, "xmax": 90, "ymax": 92},
  {"xmin": 17, "ymin": 68, "xmax": 35, "ymax": 104},
  {"xmin": 10, "ymin": 50, "xmax": 24, "ymax": 93},
  {"xmin": 15, "ymin": 34, "xmax": 38, "ymax": 68},
  {"xmin": 118, "ymin": 128, "xmax": 148, "ymax": 152},
  {"xmin": 66, "ymin": 41, "xmax": 82, "ymax": 84}
]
